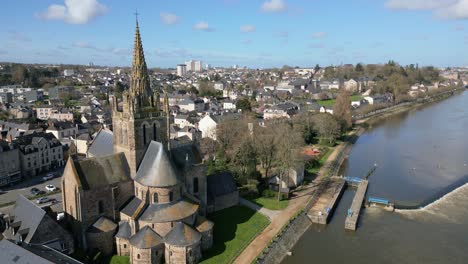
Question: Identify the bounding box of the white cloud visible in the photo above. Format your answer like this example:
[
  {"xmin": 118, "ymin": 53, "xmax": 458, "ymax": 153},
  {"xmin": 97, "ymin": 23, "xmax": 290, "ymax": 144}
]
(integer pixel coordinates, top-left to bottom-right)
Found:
[
  {"xmin": 311, "ymin": 32, "xmax": 327, "ymax": 39},
  {"xmin": 194, "ymin": 21, "xmax": 215, "ymax": 32},
  {"xmin": 37, "ymin": 0, "xmax": 108, "ymax": 24},
  {"xmin": 435, "ymin": 0, "xmax": 468, "ymax": 19},
  {"xmin": 261, "ymin": 0, "xmax": 287, "ymax": 13},
  {"xmin": 160, "ymin": 12, "xmax": 180, "ymax": 25},
  {"xmin": 384, "ymin": 0, "xmax": 468, "ymax": 20},
  {"xmin": 384, "ymin": 0, "xmax": 456, "ymax": 10},
  {"xmin": 241, "ymin": 25, "xmax": 256, "ymax": 33}
]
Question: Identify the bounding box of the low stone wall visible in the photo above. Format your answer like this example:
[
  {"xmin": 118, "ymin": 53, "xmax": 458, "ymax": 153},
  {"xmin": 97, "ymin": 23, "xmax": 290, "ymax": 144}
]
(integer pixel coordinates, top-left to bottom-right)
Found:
[{"xmin": 256, "ymin": 212, "xmax": 311, "ymax": 264}]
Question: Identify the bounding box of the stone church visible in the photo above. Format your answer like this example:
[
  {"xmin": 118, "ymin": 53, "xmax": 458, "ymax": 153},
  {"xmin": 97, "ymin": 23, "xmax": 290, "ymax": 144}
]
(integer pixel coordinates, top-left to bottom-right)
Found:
[{"xmin": 61, "ymin": 19, "xmax": 212, "ymax": 264}]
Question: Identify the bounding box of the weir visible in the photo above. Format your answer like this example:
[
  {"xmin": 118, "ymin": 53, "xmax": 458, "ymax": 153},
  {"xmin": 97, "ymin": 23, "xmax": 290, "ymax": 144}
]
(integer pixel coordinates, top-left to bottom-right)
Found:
[
  {"xmin": 307, "ymin": 177, "xmax": 346, "ymax": 224},
  {"xmin": 345, "ymin": 180, "xmax": 369, "ymax": 231}
]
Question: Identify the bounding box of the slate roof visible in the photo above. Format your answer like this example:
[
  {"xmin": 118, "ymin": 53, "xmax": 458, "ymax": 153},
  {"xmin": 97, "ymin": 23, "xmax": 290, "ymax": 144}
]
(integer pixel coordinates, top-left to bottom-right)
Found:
[
  {"xmin": 72, "ymin": 153, "xmax": 131, "ymax": 190},
  {"xmin": 139, "ymin": 199, "xmax": 199, "ymax": 223},
  {"xmin": 10, "ymin": 195, "xmax": 46, "ymax": 243},
  {"xmin": 87, "ymin": 128, "xmax": 113, "ymax": 158},
  {"xmin": 207, "ymin": 171, "xmax": 238, "ymax": 200},
  {"xmin": 120, "ymin": 196, "xmax": 145, "ymax": 219},
  {"xmin": 115, "ymin": 221, "xmax": 132, "ymax": 239},
  {"xmin": 135, "ymin": 141, "xmax": 179, "ymax": 187},
  {"xmin": 129, "ymin": 226, "xmax": 163, "ymax": 249},
  {"xmin": 0, "ymin": 240, "xmax": 54, "ymax": 264},
  {"xmin": 13, "ymin": 132, "xmax": 61, "ymax": 154},
  {"xmin": 164, "ymin": 222, "xmax": 201, "ymax": 247},
  {"xmin": 195, "ymin": 216, "xmax": 214, "ymax": 233},
  {"xmin": 87, "ymin": 216, "xmax": 117, "ymax": 233}
]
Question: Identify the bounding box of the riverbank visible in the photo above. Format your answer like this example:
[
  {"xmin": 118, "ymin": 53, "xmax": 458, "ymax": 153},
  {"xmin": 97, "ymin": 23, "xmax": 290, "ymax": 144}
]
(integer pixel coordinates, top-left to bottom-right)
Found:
[{"xmin": 239, "ymin": 88, "xmax": 464, "ymax": 264}]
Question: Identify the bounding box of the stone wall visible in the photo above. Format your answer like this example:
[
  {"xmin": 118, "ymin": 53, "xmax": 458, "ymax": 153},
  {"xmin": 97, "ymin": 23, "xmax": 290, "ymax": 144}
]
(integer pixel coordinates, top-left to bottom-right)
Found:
[
  {"xmin": 86, "ymin": 228, "xmax": 116, "ymax": 256},
  {"xmin": 130, "ymin": 245, "xmax": 164, "ymax": 264},
  {"xmin": 116, "ymin": 237, "xmax": 130, "ymax": 256},
  {"xmin": 165, "ymin": 243, "xmax": 201, "ymax": 264},
  {"xmin": 256, "ymin": 212, "xmax": 311, "ymax": 264},
  {"xmin": 213, "ymin": 191, "xmax": 239, "ymax": 212}
]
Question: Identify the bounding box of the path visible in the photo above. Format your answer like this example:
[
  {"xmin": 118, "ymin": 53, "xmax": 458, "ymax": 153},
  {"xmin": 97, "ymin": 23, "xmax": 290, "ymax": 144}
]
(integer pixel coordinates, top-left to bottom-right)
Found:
[
  {"xmin": 239, "ymin": 198, "xmax": 280, "ymax": 220},
  {"xmin": 233, "ymin": 133, "xmax": 354, "ymax": 264}
]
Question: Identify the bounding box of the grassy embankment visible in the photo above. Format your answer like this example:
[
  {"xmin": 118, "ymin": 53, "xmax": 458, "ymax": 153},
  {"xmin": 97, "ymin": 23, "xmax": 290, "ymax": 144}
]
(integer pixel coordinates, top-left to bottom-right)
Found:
[{"xmin": 200, "ymin": 205, "xmax": 269, "ymax": 264}]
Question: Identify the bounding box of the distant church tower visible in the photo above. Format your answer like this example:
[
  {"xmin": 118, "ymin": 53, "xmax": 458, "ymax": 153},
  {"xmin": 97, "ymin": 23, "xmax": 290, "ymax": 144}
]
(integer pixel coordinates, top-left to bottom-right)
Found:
[{"xmin": 112, "ymin": 18, "xmax": 167, "ymax": 178}]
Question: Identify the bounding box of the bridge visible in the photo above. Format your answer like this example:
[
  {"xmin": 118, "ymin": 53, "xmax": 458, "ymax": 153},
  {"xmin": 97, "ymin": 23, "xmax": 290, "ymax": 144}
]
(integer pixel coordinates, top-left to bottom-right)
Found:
[{"xmin": 367, "ymin": 197, "xmax": 394, "ymax": 211}]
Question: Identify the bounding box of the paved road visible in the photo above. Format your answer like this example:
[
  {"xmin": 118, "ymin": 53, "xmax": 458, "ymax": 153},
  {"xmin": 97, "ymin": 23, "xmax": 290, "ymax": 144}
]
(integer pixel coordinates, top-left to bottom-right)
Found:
[{"xmin": 0, "ymin": 167, "xmax": 64, "ymax": 205}]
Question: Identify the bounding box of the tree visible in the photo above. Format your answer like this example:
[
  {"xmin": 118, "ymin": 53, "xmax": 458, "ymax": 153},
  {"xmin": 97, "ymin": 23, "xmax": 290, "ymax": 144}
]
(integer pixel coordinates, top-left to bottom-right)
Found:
[
  {"xmin": 255, "ymin": 127, "xmax": 277, "ymax": 178},
  {"xmin": 312, "ymin": 113, "xmax": 342, "ymax": 145},
  {"xmin": 333, "ymin": 89, "xmax": 352, "ymax": 129},
  {"xmin": 314, "ymin": 64, "xmax": 321, "ymax": 74},
  {"xmin": 355, "ymin": 63, "xmax": 364, "ymax": 72},
  {"xmin": 235, "ymin": 98, "xmax": 251, "ymax": 112},
  {"xmin": 273, "ymin": 124, "xmax": 304, "ymax": 199}
]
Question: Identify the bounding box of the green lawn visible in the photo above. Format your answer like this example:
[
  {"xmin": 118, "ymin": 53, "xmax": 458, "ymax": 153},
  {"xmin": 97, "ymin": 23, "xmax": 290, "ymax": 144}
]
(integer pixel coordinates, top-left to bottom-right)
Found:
[
  {"xmin": 318, "ymin": 95, "xmax": 363, "ymax": 107},
  {"xmin": 200, "ymin": 205, "xmax": 270, "ymax": 264},
  {"xmin": 247, "ymin": 196, "xmax": 289, "ymax": 210},
  {"xmin": 106, "ymin": 256, "xmax": 130, "ymax": 264}
]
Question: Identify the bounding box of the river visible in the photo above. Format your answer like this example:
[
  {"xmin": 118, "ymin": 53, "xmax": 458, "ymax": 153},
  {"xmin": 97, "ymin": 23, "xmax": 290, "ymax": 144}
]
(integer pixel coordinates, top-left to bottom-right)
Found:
[{"xmin": 283, "ymin": 91, "xmax": 468, "ymax": 264}]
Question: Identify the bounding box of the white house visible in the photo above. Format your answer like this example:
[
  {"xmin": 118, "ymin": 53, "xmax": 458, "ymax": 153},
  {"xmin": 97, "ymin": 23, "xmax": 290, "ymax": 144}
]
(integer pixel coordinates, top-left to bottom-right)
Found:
[
  {"xmin": 319, "ymin": 106, "xmax": 334, "ymax": 114},
  {"xmin": 223, "ymin": 100, "xmax": 236, "ymax": 110},
  {"xmin": 198, "ymin": 115, "xmax": 218, "ymax": 140},
  {"xmin": 344, "ymin": 79, "xmax": 358, "ymax": 92}
]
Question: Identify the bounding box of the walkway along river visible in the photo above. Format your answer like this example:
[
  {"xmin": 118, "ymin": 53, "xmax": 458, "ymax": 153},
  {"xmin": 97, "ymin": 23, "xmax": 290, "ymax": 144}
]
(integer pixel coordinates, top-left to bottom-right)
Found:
[{"xmin": 282, "ymin": 90, "xmax": 468, "ymax": 264}]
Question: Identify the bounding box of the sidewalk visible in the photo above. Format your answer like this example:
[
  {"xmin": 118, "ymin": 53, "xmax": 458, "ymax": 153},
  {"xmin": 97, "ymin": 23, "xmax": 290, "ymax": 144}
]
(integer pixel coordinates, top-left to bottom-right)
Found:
[
  {"xmin": 233, "ymin": 140, "xmax": 347, "ymax": 264},
  {"xmin": 239, "ymin": 198, "xmax": 280, "ymax": 220}
]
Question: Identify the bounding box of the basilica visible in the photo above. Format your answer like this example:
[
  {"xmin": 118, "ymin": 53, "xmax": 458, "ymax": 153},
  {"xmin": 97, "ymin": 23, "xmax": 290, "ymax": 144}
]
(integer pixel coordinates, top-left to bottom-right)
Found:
[{"xmin": 61, "ymin": 19, "xmax": 212, "ymax": 264}]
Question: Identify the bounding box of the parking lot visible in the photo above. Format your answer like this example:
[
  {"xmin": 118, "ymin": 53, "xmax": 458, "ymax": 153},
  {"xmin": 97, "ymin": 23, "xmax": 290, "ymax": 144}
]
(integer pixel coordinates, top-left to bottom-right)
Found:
[{"xmin": 0, "ymin": 168, "xmax": 64, "ymax": 208}]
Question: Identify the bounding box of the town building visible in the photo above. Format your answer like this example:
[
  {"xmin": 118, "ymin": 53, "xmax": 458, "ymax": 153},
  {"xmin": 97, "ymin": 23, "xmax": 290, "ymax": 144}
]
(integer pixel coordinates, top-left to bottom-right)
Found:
[
  {"xmin": 2, "ymin": 195, "xmax": 74, "ymax": 254},
  {"xmin": 177, "ymin": 64, "xmax": 187, "ymax": 77},
  {"xmin": 0, "ymin": 139, "xmax": 21, "ymax": 186},
  {"xmin": 13, "ymin": 132, "xmax": 64, "ymax": 177}
]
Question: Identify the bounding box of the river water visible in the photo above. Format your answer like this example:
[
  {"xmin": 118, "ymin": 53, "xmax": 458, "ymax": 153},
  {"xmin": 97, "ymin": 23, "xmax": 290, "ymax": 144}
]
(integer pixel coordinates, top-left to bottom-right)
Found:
[{"xmin": 283, "ymin": 91, "xmax": 468, "ymax": 264}]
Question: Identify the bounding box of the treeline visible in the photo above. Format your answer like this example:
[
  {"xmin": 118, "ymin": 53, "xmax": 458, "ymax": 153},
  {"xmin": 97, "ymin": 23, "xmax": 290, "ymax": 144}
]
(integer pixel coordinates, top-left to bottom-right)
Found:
[
  {"xmin": 321, "ymin": 61, "xmax": 442, "ymax": 101},
  {"xmin": 203, "ymin": 110, "xmax": 349, "ymax": 184},
  {"xmin": 0, "ymin": 64, "xmax": 61, "ymax": 87}
]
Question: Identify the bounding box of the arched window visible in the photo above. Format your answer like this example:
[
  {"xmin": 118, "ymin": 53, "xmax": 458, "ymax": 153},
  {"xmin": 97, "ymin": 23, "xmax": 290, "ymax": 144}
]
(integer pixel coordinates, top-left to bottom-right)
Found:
[
  {"xmin": 169, "ymin": 191, "xmax": 173, "ymax": 202},
  {"xmin": 143, "ymin": 124, "xmax": 147, "ymax": 145},
  {"xmin": 119, "ymin": 126, "xmax": 123, "ymax": 144},
  {"xmin": 189, "ymin": 249, "xmax": 192, "ymax": 257},
  {"xmin": 141, "ymin": 190, "xmax": 145, "ymax": 199},
  {"xmin": 153, "ymin": 193, "xmax": 158, "ymax": 203},
  {"xmin": 153, "ymin": 123, "xmax": 157, "ymax": 141},
  {"xmin": 137, "ymin": 254, "xmax": 140, "ymax": 259},
  {"xmin": 193, "ymin": 178, "xmax": 199, "ymax": 193},
  {"xmin": 123, "ymin": 244, "xmax": 127, "ymax": 249}
]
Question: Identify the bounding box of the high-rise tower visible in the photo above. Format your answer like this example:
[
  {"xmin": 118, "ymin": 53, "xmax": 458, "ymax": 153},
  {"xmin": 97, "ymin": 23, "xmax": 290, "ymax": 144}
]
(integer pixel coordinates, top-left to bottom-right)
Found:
[{"xmin": 112, "ymin": 19, "xmax": 167, "ymax": 178}]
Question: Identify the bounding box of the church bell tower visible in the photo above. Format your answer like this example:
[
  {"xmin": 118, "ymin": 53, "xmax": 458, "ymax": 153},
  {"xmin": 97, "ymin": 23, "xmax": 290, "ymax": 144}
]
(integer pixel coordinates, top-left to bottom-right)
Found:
[{"xmin": 112, "ymin": 17, "xmax": 168, "ymax": 178}]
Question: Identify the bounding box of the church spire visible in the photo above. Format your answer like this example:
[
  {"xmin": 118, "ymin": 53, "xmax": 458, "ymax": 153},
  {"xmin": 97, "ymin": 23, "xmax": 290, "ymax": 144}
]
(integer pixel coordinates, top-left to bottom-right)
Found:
[{"xmin": 130, "ymin": 14, "xmax": 152, "ymax": 97}]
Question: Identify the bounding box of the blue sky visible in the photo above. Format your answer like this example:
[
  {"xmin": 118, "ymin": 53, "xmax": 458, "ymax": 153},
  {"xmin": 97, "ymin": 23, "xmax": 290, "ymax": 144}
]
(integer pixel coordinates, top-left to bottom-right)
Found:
[{"xmin": 0, "ymin": 0, "xmax": 467, "ymax": 68}]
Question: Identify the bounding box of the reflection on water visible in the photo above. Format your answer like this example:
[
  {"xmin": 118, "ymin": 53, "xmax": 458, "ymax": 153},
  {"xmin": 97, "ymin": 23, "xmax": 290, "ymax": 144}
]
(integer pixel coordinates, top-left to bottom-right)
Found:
[{"xmin": 283, "ymin": 91, "xmax": 468, "ymax": 264}]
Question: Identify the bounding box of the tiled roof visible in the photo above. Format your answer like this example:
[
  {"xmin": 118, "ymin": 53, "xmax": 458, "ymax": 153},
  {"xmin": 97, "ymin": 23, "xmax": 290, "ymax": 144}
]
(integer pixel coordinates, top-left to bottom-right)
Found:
[
  {"xmin": 129, "ymin": 226, "xmax": 163, "ymax": 249},
  {"xmin": 139, "ymin": 199, "xmax": 199, "ymax": 223},
  {"xmin": 164, "ymin": 222, "xmax": 201, "ymax": 247},
  {"xmin": 72, "ymin": 153, "xmax": 131, "ymax": 190}
]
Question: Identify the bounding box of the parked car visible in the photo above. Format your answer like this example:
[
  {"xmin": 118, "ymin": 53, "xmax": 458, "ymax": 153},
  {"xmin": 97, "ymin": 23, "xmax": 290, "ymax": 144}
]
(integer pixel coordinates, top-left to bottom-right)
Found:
[
  {"xmin": 42, "ymin": 174, "xmax": 54, "ymax": 182},
  {"xmin": 30, "ymin": 187, "xmax": 41, "ymax": 195},
  {"xmin": 45, "ymin": 185, "xmax": 57, "ymax": 192},
  {"xmin": 36, "ymin": 197, "xmax": 52, "ymax": 204}
]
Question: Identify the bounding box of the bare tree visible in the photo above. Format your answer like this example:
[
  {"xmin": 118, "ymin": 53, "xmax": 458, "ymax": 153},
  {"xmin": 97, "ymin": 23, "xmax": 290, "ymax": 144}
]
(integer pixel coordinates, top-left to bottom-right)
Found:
[
  {"xmin": 333, "ymin": 89, "xmax": 353, "ymax": 129},
  {"xmin": 312, "ymin": 113, "xmax": 342, "ymax": 145}
]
